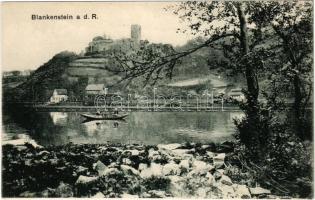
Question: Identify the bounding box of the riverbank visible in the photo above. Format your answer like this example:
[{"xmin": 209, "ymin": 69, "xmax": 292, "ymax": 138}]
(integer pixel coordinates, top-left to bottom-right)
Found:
[{"xmin": 2, "ymin": 141, "xmax": 278, "ymax": 198}]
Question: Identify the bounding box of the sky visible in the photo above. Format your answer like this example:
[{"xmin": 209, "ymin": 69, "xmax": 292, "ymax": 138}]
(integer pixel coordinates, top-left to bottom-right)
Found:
[{"xmin": 2, "ymin": 2, "xmax": 196, "ymax": 71}]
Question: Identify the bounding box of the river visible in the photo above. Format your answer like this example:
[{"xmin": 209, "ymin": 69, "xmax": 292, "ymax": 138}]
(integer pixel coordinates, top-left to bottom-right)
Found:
[{"xmin": 2, "ymin": 109, "xmax": 244, "ymax": 146}]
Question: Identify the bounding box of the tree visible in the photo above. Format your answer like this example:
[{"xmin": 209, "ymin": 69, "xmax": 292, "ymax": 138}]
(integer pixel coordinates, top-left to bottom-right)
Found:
[
  {"xmin": 108, "ymin": 1, "xmax": 312, "ymax": 157},
  {"xmin": 109, "ymin": 2, "xmax": 270, "ymax": 156},
  {"xmin": 247, "ymin": 1, "xmax": 313, "ymax": 139}
]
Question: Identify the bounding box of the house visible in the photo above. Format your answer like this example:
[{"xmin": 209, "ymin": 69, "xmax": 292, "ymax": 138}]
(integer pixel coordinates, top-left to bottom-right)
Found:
[
  {"xmin": 228, "ymin": 88, "xmax": 245, "ymax": 101},
  {"xmin": 50, "ymin": 89, "xmax": 68, "ymax": 103},
  {"xmin": 85, "ymin": 84, "xmax": 107, "ymax": 95}
]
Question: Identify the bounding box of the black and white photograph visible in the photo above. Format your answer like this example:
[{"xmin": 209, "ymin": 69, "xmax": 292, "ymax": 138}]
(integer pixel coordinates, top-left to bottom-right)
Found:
[{"xmin": 1, "ymin": 1, "xmax": 313, "ymax": 198}]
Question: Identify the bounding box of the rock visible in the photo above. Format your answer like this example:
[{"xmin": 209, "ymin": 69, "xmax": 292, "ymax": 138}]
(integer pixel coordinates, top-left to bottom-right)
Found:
[
  {"xmin": 249, "ymin": 187, "xmax": 271, "ymax": 195},
  {"xmin": 206, "ymin": 172, "xmax": 215, "ymax": 184},
  {"xmin": 213, "ymin": 153, "xmax": 226, "ymax": 169},
  {"xmin": 121, "ymin": 193, "xmax": 139, "ymax": 198},
  {"xmin": 19, "ymin": 191, "xmax": 37, "ymax": 197},
  {"xmin": 122, "ymin": 158, "xmax": 132, "ymax": 165},
  {"xmin": 214, "ymin": 153, "xmax": 226, "ymax": 160},
  {"xmin": 55, "ymin": 182, "xmax": 73, "ymax": 197},
  {"xmin": 77, "ymin": 166, "xmax": 88, "ymax": 174},
  {"xmin": 24, "ymin": 159, "xmax": 32, "ymax": 166},
  {"xmin": 75, "ymin": 175, "xmax": 98, "ymax": 185},
  {"xmin": 16, "ymin": 145, "xmax": 28, "ymax": 151},
  {"xmin": 92, "ymin": 192, "xmax": 105, "ymax": 198},
  {"xmin": 220, "ymin": 175, "xmax": 233, "ymax": 186},
  {"xmin": 206, "ymin": 151, "xmax": 215, "ymax": 158},
  {"xmin": 168, "ymin": 175, "xmax": 186, "ymax": 197},
  {"xmin": 157, "ymin": 143, "xmax": 182, "ymax": 150},
  {"xmin": 138, "ymin": 163, "xmax": 148, "ymax": 171},
  {"xmin": 140, "ymin": 163, "xmax": 163, "ymax": 178},
  {"xmin": 26, "ymin": 140, "xmax": 43, "ymax": 149},
  {"xmin": 108, "ymin": 162, "xmax": 119, "ymax": 168},
  {"xmin": 221, "ymin": 184, "xmax": 236, "ymax": 198},
  {"xmin": 38, "ymin": 150, "xmax": 50, "ymax": 156},
  {"xmin": 125, "ymin": 149, "xmax": 140, "ymax": 156},
  {"xmin": 140, "ymin": 192, "xmax": 151, "ymax": 198},
  {"xmin": 121, "ymin": 165, "xmax": 139, "ymax": 175},
  {"xmin": 234, "ymin": 184, "xmax": 251, "ymax": 198},
  {"xmin": 40, "ymin": 189, "xmax": 50, "ymax": 197},
  {"xmin": 171, "ymin": 149, "xmax": 191, "ymax": 155},
  {"xmin": 93, "ymin": 160, "xmax": 107, "ymax": 175},
  {"xmin": 148, "ymin": 149, "xmax": 160, "ymax": 160},
  {"xmin": 99, "ymin": 167, "xmax": 120, "ymax": 177},
  {"xmin": 217, "ymin": 169, "xmax": 225, "ymax": 174},
  {"xmin": 192, "ymin": 160, "xmax": 214, "ymax": 175},
  {"xmin": 213, "ymin": 171, "xmax": 222, "ymax": 180},
  {"xmin": 162, "ymin": 163, "xmax": 181, "ymax": 176},
  {"xmin": 49, "ymin": 158, "xmax": 59, "ymax": 165},
  {"xmin": 195, "ymin": 187, "xmax": 208, "ymax": 198},
  {"xmin": 148, "ymin": 190, "xmax": 167, "ymax": 198},
  {"xmin": 201, "ymin": 144, "xmax": 211, "ymax": 150},
  {"xmin": 179, "ymin": 160, "xmax": 190, "ymax": 172}
]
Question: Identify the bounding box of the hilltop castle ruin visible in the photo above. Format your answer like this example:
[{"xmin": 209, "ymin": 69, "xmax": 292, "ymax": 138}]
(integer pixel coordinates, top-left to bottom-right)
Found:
[{"xmin": 85, "ymin": 24, "xmax": 142, "ymax": 54}]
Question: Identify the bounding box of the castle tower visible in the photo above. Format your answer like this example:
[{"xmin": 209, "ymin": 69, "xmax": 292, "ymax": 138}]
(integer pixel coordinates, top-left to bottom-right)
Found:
[{"xmin": 131, "ymin": 24, "xmax": 141, "ymax": 43}]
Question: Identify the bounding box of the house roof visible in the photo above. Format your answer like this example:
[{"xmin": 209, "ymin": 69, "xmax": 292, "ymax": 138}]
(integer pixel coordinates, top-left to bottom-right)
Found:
[
  {"xmin": 86, "ymin": 84, "xmax": 105, "ymax": 91},
  {"xmin": 55, "ymin": 89, "xmax": 67, "ymax": 95}
]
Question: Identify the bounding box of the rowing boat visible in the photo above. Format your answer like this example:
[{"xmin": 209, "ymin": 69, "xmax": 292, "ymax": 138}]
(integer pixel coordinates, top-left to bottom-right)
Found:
[{"xmin": 80, "ymin": 113, "xmax": 128, "ymax": 120}]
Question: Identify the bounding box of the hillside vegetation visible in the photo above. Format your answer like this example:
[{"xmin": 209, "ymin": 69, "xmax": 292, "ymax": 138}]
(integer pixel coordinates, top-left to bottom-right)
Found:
[{"xmin": 5, "ymin": 38, "xmax": 243, "ymax": 102}]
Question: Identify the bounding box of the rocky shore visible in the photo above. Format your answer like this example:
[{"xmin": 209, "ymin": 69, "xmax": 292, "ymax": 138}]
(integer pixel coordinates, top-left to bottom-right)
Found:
[{"xmin": 2, "ymin": 142, "xmax": 274, "ymax": 198}]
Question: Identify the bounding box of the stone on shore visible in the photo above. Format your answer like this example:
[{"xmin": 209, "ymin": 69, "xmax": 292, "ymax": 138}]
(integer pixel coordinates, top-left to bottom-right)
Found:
[
  {"xmin": 213, "ymin": 153, "xmax": 226, "ymax": 169},
  {"xmin": 157, "ymin": 143, "xmax": 182, "ymax": 150},
  {"xmin": 234, "ymin": 184, "xmax": 251, "ymax": 198},
  {"xmin": 220, "ymin": 175, "xmax": 233, "ymax": 186},
  {"xmin": 121, "ymin": 193, "xmax": 139, "ymax": 198},
  {"xmin": 179, "ymin": 159, "xmax": 190, "ymax": 172},
  {"xmin": 124, "ymin": 149, "xmax": 140, "ymax": 156},
  {"xmin": 121, "ymin": 164, "xmax": 139, "ymax": 176},
  {"xmin": 75, "ymin": 175, "xmax": 98, "ymax": 185},
  {"xmin": 162, "ymin": 162, "xmax": 181, "ymax": 176},
  {"xmin": 249, "ymin": 187, "xmax": 271, "ymax": 195},
  {"xmin": 138, "ymin": 163, "xmax": 148, "ymax": 171},
  {"xmin": 140, "ymin": 163, "xmax": 163, "ymax": 178},
  {"xmin": 93, "ymin": 160, "xmax": 107, "ymax": 175},
  {"xmin": 92, "ymin": 192, "xmax": 105, "ymax": 198},
  {"xmin": 99, "ymin": 167, "xmax": 120, "ymax": 177},
  {"xmin": 2, "ymin": 142, "xmax": 278, "ymax": 198},
  {"xmin": 191, "ymin": 160, "xmax": 214, "ymax": 175},
  {"xmin": 55, "ymin": 182, "xmax": 73, "ymax": 197}
]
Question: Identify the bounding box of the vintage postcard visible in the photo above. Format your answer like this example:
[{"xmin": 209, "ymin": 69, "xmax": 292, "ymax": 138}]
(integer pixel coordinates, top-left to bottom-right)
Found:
[{"xmin": 1, "ymin": 1, "xmax": 313, "ymax": 198}]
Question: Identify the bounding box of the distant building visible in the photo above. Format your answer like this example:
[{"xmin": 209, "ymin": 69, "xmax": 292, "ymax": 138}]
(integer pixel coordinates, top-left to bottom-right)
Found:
[
  {"xmin": 3, "ymin": 71, "xmax": 15, "ymax": 78},
  {"xmin": 3, "ymin": 70, "xmax": 33, "ymax": 78},
  {"xmin": 228, "ymin": 88, "xmax": 245, "ymax": 101},
  {"xmin": 86, "ymin": 35, "xmax": 114, "ymax": 53},
  {"xmin": 50, "ymin": 89, "xmax": 68, "ymax": 103},
  {"xmin": 20, "ymin": 70, "xmax": 33, "ymax": 76},
  {"xmin": 131, "ymin": 24, "xmax": 141, "ymax": 43},
  {"xmin": 85, "ymin": 24, "xmax": 142, "ymax": 54},
  {"xmin": 85, "ymin": 84, "xmax": 107, "ymax": 95}
]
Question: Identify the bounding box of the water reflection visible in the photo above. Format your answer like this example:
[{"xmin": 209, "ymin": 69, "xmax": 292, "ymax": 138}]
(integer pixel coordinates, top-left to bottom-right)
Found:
[
  {"xmin": 3, "ymin": 110, "xmax": 243, "ymax": 146},
  {"xmin": 50, "ymin": 112, "xmax": 68, "ymax": 126}
]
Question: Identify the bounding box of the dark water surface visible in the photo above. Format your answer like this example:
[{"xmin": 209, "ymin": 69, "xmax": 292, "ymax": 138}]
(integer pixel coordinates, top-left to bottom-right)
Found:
[{"xmin": 2, "ymin": 109, "xmax": 244, "ymax": 146}]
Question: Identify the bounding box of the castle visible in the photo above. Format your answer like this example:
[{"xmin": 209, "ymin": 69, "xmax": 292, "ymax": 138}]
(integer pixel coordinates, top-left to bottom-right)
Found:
[{"xmin": 85, "ymin": 24, "xmax": 142, "ymax": 54}]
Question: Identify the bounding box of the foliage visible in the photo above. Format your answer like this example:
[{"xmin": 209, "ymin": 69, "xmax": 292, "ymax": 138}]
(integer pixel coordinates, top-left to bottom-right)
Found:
[{"xmin": 11, "ymin": 51, "xmax": 78, "ymax": 102}]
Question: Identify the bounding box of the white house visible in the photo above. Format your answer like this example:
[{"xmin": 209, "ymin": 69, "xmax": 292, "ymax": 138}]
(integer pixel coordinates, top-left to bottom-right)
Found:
[
  {"xmin": 85, "ymin": 84, "xmax": 107, "ymax": 95},
  {"xmin": 228, "ymin": 88, "xmax": 245, "ymax": 101},
  {"xmin": 50, "ymin": 89, "xmax": 68, "ymax": 103}
]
